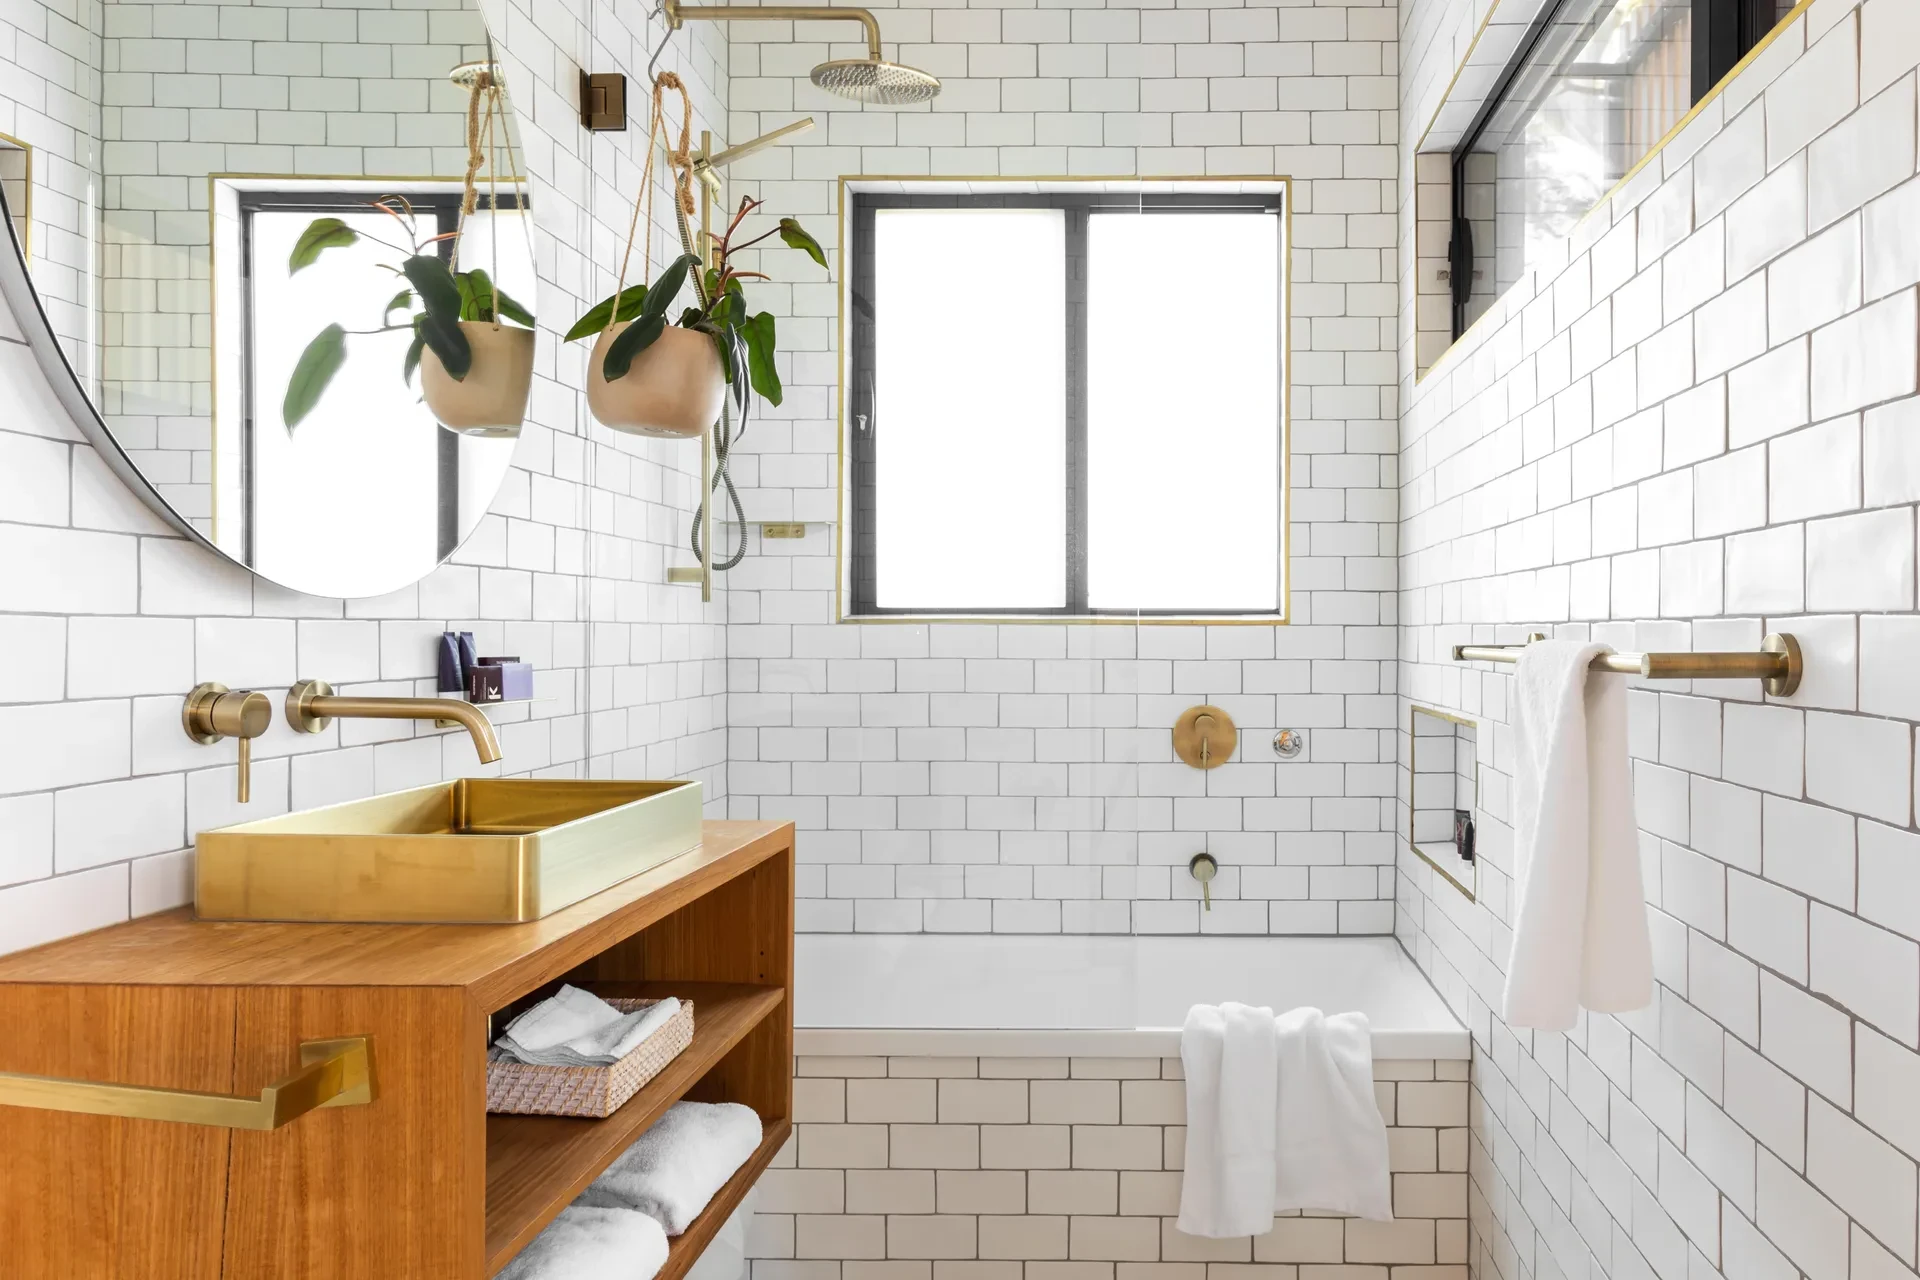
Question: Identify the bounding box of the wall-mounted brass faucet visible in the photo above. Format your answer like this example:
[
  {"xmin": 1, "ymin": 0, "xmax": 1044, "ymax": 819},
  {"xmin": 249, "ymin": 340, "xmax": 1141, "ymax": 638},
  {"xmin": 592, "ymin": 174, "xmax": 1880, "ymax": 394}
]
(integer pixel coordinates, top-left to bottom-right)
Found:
[
  {"xmin": 1188, "ymin": 853, "xmax": 1218, "ymax": 911},
  {"xmin": 285, "ymin": 679, "xmax": 503, "ymax": 765},
  {"xmin": 183, "ymin": 683, "xmax": 273, "ymax": 802}
]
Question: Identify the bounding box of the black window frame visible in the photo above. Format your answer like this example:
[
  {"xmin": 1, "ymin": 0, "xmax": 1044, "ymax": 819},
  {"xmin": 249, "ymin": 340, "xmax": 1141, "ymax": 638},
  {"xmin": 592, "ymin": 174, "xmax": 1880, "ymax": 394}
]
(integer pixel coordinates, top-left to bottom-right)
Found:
[
  {"xmin": 1448, "ymin": 0, "xmax": 1791, "ymax": 338},
  {"xmin": 847, "ymin": 189, "xmax": 1287, "ymax": 619},
  {"xmin": 236, "ymin": 188, "xmax": 524, "ymax": 568}
]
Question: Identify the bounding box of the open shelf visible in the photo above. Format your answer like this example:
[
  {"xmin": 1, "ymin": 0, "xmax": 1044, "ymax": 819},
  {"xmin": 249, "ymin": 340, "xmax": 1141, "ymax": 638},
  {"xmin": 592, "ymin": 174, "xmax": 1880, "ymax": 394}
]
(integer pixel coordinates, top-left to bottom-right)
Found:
[{"xmin": 483, "ymin": 980, "xmax": 786, "ymax": 1273}]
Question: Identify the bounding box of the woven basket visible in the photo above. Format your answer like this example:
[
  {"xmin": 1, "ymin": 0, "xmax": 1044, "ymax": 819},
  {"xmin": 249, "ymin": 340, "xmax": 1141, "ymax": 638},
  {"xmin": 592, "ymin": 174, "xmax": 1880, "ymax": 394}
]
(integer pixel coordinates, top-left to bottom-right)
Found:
[{"xmin": 486, "ymin": 997, "xmax": 696, "ymax": 1118}]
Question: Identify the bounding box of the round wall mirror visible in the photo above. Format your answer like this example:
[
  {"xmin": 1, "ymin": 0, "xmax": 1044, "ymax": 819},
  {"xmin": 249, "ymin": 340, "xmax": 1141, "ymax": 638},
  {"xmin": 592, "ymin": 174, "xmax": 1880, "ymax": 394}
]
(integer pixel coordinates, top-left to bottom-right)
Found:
[{"xmin": 0, "ymin": 0, "xmax": 535, "ymax": 599}]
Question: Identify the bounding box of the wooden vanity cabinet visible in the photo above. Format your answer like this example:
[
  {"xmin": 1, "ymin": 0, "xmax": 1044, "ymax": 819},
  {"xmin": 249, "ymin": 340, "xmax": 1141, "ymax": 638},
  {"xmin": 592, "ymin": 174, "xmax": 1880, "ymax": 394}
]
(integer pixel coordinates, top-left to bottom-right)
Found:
[{"xmin": 0, "ymin": 820, "xmax": 795, "ymax": 1280}]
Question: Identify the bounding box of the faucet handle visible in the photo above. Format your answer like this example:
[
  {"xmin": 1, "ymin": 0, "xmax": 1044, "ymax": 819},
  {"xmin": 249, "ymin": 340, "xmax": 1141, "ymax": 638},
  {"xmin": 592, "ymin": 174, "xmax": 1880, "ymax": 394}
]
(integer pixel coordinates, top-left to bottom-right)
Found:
[{"xmin": 184, "ymin": 683, "xmax": 273, "ymax": 803}]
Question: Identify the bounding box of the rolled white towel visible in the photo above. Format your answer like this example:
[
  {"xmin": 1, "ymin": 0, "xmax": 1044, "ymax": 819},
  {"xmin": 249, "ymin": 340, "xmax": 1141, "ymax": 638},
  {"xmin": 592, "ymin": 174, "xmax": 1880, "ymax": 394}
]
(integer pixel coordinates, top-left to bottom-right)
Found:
[
  {"xmin": 579, "ymin": 1101, "xmax": 765, "ymax": 1234},
  {"xmin": 497, "ymin": 1205, "xmax": 669, "ymax": 1280}
]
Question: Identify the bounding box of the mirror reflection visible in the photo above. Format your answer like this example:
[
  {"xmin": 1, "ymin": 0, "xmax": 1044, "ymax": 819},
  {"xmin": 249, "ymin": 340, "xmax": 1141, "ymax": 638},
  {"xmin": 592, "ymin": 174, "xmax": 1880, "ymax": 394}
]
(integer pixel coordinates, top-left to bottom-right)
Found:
[
  {"xmin": 0, "ymin": 0, "xmax": 532, "ymax": 599},
  {"xmin": 1410, "ymin": 706, "xmax": 1478, "ymax": 900}
]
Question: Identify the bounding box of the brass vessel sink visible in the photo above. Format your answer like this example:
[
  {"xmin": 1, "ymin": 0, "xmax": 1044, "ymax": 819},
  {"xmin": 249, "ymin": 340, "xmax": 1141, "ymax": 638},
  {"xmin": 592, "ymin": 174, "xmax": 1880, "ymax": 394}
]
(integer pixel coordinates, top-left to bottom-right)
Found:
[{"xmin": 195, "ymin": 779, "xmax": 704, "ymax": 923}]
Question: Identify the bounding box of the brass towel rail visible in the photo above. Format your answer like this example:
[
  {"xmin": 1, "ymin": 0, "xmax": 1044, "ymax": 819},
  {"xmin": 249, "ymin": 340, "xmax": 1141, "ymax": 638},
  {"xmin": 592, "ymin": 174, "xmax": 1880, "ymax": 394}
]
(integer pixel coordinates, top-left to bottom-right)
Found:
[
  {"xmin": 0, "ymin": 1036, "xmax": 374, "ymax": 1129},
  {"xmin": 1451, "ymin": 632, "xmax": 1802, "ymax": 697}
]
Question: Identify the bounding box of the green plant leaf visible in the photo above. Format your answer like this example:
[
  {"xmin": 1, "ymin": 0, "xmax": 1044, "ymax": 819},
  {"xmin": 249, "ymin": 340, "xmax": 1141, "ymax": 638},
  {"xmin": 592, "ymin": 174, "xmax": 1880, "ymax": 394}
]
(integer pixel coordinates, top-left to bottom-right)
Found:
[
  {"xmin": 283, "ymin": 324, "xmax": 347, "ymax": 428},
  {"xmin": 564, "ymin": 286, "xmax": 649, "ymax": 342},
  {"xmin": 418, "ymin": 309, "xmax": 471, "ymax": 380},
  {"xmin": 404, "ymin": 254, "xmax": 470, "ymax": 379},
  {"xmin": 457, "ymin": 267, "xmax": 490, "ymax": 321},
  {"xmin": 692, "ymin": 320, "xmax": 734, "ymax": 383},
  {"xmin": 778, "ymin": 218, "xmax": 828, "ymax": 270},
  {"xmin": 404, "ymin": 254, "xmax": 464, "ymax": 325},
  {"xmin": 403, "ymin": 317, "xmax": 428, "ymax": 385},
  {"xmin": 742, "ymin": 310, "xmax": 782, "ymax": 406},
  {"xmin": 289, "ymin": 217, "xmax": 357, "ymax": 273},
  {"xmin": 493, "ymin": 285, "xmax": 535, "ymax": 328},
  {"xmin": 383, "ymin": 288, "xmax": 414, "ymax": 324},
  {"xmin": 641, "ymin": 253, "xmax": 700, "ymax": 320},
  {"xmin": 601, "ymin": 313, "xmax": 666, "ymax": 381}
]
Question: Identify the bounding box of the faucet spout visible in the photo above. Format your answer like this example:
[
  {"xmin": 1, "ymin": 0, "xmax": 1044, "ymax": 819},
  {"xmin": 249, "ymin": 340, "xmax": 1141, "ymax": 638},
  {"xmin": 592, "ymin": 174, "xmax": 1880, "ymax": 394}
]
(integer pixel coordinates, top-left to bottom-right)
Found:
[{"xmin": 285, "ymin": 680, "xmax": 503, "ymax": 765}]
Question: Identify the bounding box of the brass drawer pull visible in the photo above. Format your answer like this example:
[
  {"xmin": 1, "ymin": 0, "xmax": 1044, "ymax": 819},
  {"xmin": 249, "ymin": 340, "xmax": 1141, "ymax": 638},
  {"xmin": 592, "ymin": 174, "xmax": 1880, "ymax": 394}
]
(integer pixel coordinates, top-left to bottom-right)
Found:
[{"xmin": 0, "ymin": 1036, "xmax": 374, "ymax": 1130}]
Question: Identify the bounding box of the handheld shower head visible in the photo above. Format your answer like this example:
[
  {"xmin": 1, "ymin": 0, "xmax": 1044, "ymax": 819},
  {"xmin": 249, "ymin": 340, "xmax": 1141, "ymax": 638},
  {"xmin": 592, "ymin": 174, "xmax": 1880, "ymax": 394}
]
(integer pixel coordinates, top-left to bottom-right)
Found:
[{"xmin": 811, "ymin": 57, "xmax": 942, "ymax": 105}]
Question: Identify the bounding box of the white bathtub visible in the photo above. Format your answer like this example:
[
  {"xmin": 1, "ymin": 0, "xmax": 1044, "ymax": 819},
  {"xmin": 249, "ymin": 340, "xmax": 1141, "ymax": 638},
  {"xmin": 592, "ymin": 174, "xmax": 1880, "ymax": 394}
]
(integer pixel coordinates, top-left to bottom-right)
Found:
[{"xmin": 793, "ymin": 934, "xmax": 1470, "ymax": 1060}]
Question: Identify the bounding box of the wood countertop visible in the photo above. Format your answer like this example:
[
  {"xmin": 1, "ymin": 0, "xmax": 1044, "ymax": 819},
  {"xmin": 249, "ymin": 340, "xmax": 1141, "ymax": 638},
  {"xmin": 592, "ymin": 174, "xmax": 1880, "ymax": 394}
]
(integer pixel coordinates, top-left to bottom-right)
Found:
[{"xmin": 0, "ymin": 820, "xmax": 793, "ymax": 1009}]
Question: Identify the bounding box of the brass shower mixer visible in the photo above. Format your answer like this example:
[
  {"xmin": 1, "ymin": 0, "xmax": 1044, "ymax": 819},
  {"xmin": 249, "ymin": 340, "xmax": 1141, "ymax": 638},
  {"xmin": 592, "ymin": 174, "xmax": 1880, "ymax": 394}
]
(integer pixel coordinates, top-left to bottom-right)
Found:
[{"xmin": 1173, "ymin": 704, "xmax": 1236, "ymax": 769}]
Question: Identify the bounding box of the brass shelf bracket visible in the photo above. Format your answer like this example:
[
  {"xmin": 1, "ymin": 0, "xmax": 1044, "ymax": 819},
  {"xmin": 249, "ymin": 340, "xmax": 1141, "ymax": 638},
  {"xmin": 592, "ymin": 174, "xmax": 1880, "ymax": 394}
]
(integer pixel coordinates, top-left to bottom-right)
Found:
[
  {"xmin": 1452, "ymin": 631, "xmax": 1803, "ymax": 697},
  {"xmin": 0, "ymin": 1036, "xmax": 375, "ymax": 1130}
]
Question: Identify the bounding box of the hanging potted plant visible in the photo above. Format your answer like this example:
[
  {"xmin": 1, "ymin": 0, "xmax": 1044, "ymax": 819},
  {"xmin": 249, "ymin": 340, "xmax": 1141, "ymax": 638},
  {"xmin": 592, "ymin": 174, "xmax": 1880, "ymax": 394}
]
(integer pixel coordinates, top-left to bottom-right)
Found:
[
  {"xmin": 282, "ymin": 196, "xmax": 535, "ymax": 435},
  {"xmin": 565, "ymin": 74, "xmax": 825, "ymax": 437},
  {"xmin": 564, "ymin": 196, "xmax": 825, "ymax": 436},
  {"xmin": 283, "ymin": 65, "xmax": 537, "ymax": 438}
]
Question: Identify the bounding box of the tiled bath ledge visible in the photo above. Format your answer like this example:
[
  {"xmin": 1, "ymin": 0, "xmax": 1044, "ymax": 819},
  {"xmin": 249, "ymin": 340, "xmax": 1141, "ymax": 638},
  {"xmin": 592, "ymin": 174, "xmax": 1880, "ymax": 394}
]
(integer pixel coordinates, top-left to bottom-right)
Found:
[{"xmin": 750, "ymin": 1053, "xmax": 1471, "ymax": 1273}]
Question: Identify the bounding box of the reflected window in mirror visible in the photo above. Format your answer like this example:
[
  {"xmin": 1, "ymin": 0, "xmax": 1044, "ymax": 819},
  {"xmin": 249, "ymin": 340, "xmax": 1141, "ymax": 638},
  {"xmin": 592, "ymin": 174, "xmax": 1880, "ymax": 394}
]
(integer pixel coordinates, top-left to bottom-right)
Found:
[
  {"xmin": 1410, "ymin": 706, "xmax": 1478, "ymax": 900},
  {"xmin": 219, "ymin": 188, "xmax": 530, "ymax": 598},
  {"xmin": 1449, "ymin": 0, "xmax": 1796, "ymax": 337}
]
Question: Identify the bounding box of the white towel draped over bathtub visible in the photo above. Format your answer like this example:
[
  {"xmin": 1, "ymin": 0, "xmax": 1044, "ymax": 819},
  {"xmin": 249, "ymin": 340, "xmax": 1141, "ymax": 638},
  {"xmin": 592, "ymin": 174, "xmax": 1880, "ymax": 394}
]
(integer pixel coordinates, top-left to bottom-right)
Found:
[
  {"xmin": 1177, "ymin": 1004, "xmax": 1392, "ymax": 1238},
  {"xmin": 1503, "ymin": 640, "xmax": 1653, "ymax": 1031}
]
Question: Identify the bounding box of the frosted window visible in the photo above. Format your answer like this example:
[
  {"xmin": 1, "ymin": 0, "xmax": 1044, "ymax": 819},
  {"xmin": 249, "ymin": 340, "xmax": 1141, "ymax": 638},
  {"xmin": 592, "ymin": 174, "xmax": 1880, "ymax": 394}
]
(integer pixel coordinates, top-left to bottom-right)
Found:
[
  {"xmin": 1086, "ymin": 213, "xmax": 1281, "ymax": 611},
  {"xmin": 873, "ymin": 208, "xmax": 1067, "ymax": 610}
]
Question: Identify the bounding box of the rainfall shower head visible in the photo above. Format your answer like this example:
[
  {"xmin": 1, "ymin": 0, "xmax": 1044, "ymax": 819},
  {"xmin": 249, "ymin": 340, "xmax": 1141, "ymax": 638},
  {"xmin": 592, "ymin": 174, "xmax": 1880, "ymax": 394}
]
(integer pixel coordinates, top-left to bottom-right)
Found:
[
  {"xmin": 810, "ymin": 57, "xmax": 941, "ymax": 105},
  {"xmin": 663, "ymin": 0, "xmax": 941, "ymax": 104}
]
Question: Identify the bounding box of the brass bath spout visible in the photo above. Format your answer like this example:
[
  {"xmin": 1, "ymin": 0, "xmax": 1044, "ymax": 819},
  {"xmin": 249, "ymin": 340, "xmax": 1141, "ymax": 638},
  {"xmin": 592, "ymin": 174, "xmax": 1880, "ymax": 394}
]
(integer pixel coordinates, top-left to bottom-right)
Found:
[{"xmin": 285, "ymin": 679, "xmax": 503, "ymax": 764}]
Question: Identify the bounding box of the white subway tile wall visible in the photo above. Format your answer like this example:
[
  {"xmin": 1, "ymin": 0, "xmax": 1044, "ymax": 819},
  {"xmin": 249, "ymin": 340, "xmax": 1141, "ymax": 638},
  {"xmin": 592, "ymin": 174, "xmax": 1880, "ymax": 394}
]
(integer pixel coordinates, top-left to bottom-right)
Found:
[
  {"xmin": 721, "ymin": 0, "xmax": 1402, "ymax": 935},
  {"xmin": 0, "ymin": 0, "xmax": 731, "ymax": 952},
  {"xmin": 751, "ymin": 1055, "xmax": 1469, "ymax": 1276},
  {"xmin": 1398, "ymin": 11, "xmax": 1920, "ymax": 1280}
]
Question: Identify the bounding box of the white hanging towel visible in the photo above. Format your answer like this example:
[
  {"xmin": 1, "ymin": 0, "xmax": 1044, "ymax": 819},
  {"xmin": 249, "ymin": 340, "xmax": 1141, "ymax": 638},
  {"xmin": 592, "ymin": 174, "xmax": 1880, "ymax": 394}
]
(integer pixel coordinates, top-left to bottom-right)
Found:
[
  {"xmin": 1177, "ymin": 1004, "xmax": 1392, "ymax": 1238},
  {"xmin": 1503, "ymin": 640, "xmax": 1653, "ymax": 1030}
]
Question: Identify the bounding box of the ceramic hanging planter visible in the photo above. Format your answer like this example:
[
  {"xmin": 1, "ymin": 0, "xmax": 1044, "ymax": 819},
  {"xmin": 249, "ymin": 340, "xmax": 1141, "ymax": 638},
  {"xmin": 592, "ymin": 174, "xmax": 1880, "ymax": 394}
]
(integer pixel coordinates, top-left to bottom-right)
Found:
[
  {"xmin": 586, "ymin": 320, "xmax": 723, "ymax": 439},
  {"xmin": 421, "ymin": 320, "xmax": 534, "ymax": 438}
]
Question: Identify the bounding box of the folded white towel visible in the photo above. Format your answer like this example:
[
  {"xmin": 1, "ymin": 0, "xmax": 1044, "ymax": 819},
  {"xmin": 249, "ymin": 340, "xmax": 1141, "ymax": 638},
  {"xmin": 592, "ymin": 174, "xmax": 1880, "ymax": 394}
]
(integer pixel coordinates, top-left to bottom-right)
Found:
[
  {"xmin": 1504, "ymin": 640, "xmax": 1653, "ymax": 1030},
  {"xmin": 497, "ymin": 988, "xmax": 683, "ymax": 1067},
  {"xmin": 1178, "ymin": 1004, "xmax": 1392, "ymax": 1238},
  {"xmin": 503, "ymin": 985, "xmax": 621, "ymax": 1053},
  {"xmin": 580, "ymin": 1101, "xmax": 764, "ymax": 1235},
  {"xmin": 496, "ymin": 1205, "xmax": 669, "ymax": 1280},
  {"xmin": 1176, "ymin": 1002, "xmax": 1278, "ymax": 1238}
]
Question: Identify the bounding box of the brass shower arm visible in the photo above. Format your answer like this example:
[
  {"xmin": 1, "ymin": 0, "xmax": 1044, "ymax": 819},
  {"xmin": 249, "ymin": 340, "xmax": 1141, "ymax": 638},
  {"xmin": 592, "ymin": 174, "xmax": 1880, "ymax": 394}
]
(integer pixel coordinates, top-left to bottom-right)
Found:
[{"xmin": 662, "ymin": 0, "xmax": 884, "ymax": 61}]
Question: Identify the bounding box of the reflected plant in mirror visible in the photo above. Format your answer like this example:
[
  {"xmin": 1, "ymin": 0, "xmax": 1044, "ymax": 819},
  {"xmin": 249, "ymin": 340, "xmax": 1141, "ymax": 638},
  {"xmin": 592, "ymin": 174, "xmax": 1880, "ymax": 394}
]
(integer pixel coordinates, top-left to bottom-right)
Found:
[
  {"xmin": 0, "ymin": 0, "xmax": 536, "ymax": 599},
  {"xmin": 282, "ymin": 197, "xmax": 534, "ymax": 433},
  {"xmin": 1409, "ymin": 706, "xmax": 1478, "ymax": 901}
]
